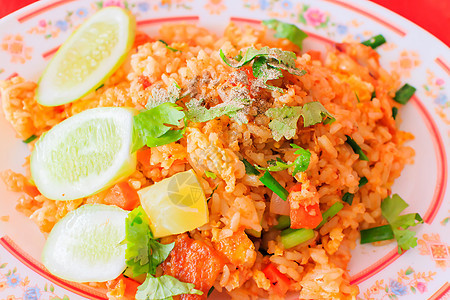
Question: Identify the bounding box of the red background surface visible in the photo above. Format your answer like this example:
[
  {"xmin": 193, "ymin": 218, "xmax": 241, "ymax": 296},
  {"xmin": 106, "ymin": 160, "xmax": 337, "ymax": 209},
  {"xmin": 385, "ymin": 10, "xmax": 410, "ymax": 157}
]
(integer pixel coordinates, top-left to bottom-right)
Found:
[{"xmin": 0, "ymin": 0, "xmax": 449, "ymax": 46}]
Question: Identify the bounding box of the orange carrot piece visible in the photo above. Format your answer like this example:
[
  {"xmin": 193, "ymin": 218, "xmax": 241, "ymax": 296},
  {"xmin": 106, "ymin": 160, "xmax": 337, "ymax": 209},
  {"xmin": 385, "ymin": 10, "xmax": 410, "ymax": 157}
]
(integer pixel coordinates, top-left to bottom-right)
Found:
[{"xmin": 104, "ymin": 182, "xmax": 140, "ymax": 211}]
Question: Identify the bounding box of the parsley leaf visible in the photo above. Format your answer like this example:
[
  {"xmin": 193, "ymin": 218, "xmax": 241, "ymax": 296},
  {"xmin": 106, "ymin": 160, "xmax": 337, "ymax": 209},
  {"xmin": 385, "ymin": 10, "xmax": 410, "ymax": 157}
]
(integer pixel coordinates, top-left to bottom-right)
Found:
[
  {"xmin": 146, "ymin": 83, "xmax": 182, "ymax": 109},
  {"xmin": 205, "ymin": 171, "xmax": 217, "ymax": 179},
  {"xmin": 291, "ymin": 144, "xmax": 311, "ymax": 175},
  {"xmin": 185, "ymin": 98, "xmax": 246, "ymax": 123},
  {"xmin": 125, "ymin": 207, "xmax": 175, "ymax": 277},
  {"xmin": 262, "ymin": 19, "xmax": 308, "ymax": 49},
  {"xmin": 241, "ymin": 158, "xmax": 261, "ymax": 175},
  {"xmin": 265, "ymin": 102, "xmax": 334, "ymax": 141},
  {"xmin": 265, "ymin": 106, "xmax": 302, "ymax": 141},
  {"xmin": 133, "ymin": 103, "xmax": 186, "ymax": 151},
  {"xmin": 381, "ymin": 194, "xmax": 423, "ymax": 253},
  {"xmin": 136, "ymin": 274, "xmax": 203, "ymax": 300},
  {"xmin": 256, "ymin": 157, "xmax": 291, "ymax": 172}
]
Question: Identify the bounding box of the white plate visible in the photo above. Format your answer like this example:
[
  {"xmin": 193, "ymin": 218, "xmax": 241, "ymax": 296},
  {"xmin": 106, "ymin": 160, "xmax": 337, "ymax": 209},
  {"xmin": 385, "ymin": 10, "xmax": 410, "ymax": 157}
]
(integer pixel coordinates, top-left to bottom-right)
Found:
[{"xmin": 0, "ymin": 0, "xmax": 448, "ymax": 299}]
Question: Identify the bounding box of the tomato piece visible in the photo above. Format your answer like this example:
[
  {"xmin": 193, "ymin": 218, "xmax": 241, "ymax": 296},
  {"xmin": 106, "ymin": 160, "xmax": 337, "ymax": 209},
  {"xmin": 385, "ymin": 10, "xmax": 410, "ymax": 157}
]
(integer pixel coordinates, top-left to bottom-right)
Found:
[
  {"xmin": 137, "ymin": 148, "xmax": 152, "ymax": 166},
  {"xmin": 306, "ymin": 50, "xmax": 322, "ymax": 61},
  {"xmin": 134, "ymin": 31, "xmax": 154, "ymax": 48},
  {"xmin": 290, "ymin": 202, "xmax": 322, "ymax": 229},
  {"xmin": 289, "ymin": 183, "xmax": 302, "ymax": 193},
  {"xmin": 107, "ymin": 275, "xmax": 140, "ymax": 300},
  {"xmin": 104, "ymin": 182, "xmax": 140, "ymax": 211},
  {"xmin": 23, "ymin": 184, "xmax": 40, "ymax": 198},
  {"xmin": 262, "ymin": 263, "xmax": 291, "ymax": 295}
]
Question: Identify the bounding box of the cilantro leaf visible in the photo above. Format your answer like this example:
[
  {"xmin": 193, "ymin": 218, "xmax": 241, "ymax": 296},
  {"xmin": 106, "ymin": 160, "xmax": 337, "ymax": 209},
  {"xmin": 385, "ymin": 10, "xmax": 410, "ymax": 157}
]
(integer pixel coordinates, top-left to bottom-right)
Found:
[
  {"xmin": 205, "ymin": 171, "xmax": 217, "ymax": 179},
  {"xmin": 256, "ymin": 157, "xmax": 291, "ymax": 172},
  {"xmin": 241, "ymin": 158, "xmax": 261, "ymax": 175},
  {"xmin": 262, "ymin": 19, "xmax": 308, "ymax": 49},
  {"xmin": 136, "ymin": 274, "xmax": 203, "ymax": 300},
  {"xmin": 185, "ymin": 98, "xmax": 245, "ymax": 123},
  {"xmin": 380, "ymin": 194, "xmax": 423, "ymax": 253},
  {"xmin": 301, "ymin": 102, "xmax": 335, "ymax": 127},
  {"xmin": 265, "ymin": 106, "xmax": 302, "ymax": 141},
  {"xmin": 125, "ymin": 207, "xmax": 175, "ymax": 277},
  {"xmin": 133, "ymin": 103, "xmax": 185, "ymax": 151},
  {"xmin": 291, "ymin": 144, "xmax": 311, "ymax": 175},
  {"xmin": 146, "ymin": 83, "xmax": 182, "ymax": 109},
  {"xmin": 158, "ymin": 39, "xmax": 181, "ymax": 52}
]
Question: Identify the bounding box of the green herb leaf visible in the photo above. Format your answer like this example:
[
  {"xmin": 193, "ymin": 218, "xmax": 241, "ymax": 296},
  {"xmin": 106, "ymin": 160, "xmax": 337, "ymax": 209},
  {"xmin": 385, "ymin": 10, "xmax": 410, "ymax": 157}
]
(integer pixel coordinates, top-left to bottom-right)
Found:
[
  {"xmin": 259, "ymin": 171, "xmax": 289, "ymax": 201},
  {"xmin": 301, "ymin": 102, "xmax": 335, "ymax": 127},
  {"xmin": 342, "ymin": 192, "xmax": 354, "ymax": 205},
  {"xmin": 23, "ymin": 135, "xmax": 37, "ymax": 144},
  {"xmin": 135, "ymin": 274, "xmax": 203, "ymax": 300},
  {"xmin": 345, "ymin": 135, "xmax": 369, "ymax": 161},
  {"xmin": 265, "ymin": 106, "xmax": 302, "ymax": 141},
  {"xmin": 206, "ymin": 185, "xmax": 219, "ymax": 203},
  {"xmin": 394, "ymin": 83, "xmax": 416, "ymax": 105},
  {"xmin": 185, "ymin": 98, "xmax": 246, "ymax": 123},
  {"xmin": 392, "ymin": 107, "xmax": 398, "ymax": 120},
  {"xmin": 361, "ymin": 34, "xmax": 386, "ymax": 49},
  {"xmin": 146, "ymin": 83, "xmax": 182, "ymax": 110},
  {"xmin": 205, "ymin": 171, "xmax": 217, "ymax": 179},
  {"xmin": 158, "ymin": 39, "xmax": 181, "ymax": 52},
  {"xmin": 133, "ymin": 103, "xmax": 185, "ymax": 151},
  {"xmin": 358, "ymin": 177, "xmax": 368, "ymax": 188},
  {"xmin": 207, "ymin": 286, "xmax": 215, "ymax": 297},
  {"xmin": 380, "ymin": 194, "xmax": 424, "ymax": 253},
  {"xmin": 256, "ymin": 157, "xmax": 291, "ymax": 172},
  {"xmin": 262, "ymin": 19, "xmax": 308, "ymax": 49},
  {"xmin": 291, "ymin": 144, "xmax": 311, "ymax": 175},
  {"xmin": 125, "ymin": 207, "xmax": 175, "ymax": 277},
  {"xmin": 241, "ymin": 158, "xmax": 261, "ymax": 175}
]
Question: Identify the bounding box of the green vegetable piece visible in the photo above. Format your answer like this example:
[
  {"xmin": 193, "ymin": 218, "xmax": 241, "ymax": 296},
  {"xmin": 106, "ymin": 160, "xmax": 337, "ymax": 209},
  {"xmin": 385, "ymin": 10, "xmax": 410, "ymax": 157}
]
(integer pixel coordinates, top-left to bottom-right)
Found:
[
  {"xmin": 301, "ymin": 102, "xmax": 335, "ymax": 127},
  {"xmin": 342, "ymin": 192, "xmax": 354, "ymax": 205},
  {"xmin": 392, "ymin": 107, "xmax": 398, "ymax": 120},
  {"xmin": 265, "ymin": 106, "xmax": 302, "ymax": 141},
  {"xmin": 256, "ymin": 157, "xmax": 291, "ymax": 172},
  {"xmin": 125, "ymin": 206, "xmax": 175, "ymax": 277},
  {"xmin": 380, "ymin": 194, "xmax": 424, "ymax": 253},
  {"xmin": 23, "ymin": 134, "xmax": 37, "ymax": 144},
  {"xmin": 345, "ymin": 135, "xmax": 369, "ymax": 161},
  {"xmin": 205, "ymin": 171, "xmax": 217, "ymax": 179},
  {"xmin": 241, "ymin": 158, "xmax": 261, "ymax": 175},
  {"xmin": 280, "ymin": 228, "xmax": 314, "ymax": 249},
  {"xmin": 259, "ymin": 171, "xmax": 289, "ymax": 201},
  {"xmin": 185, "ymin": 98, "xmax": 246, "ymax": 123},
  {"xmin": 133, "ymin": 103, "xmax": 185, "ymax": 151},
  {"xmin": 394, "ymin": 83, "xmax": 416, "ymax": 104},
  {"xmin": 262, "ymin": 19, "xmax": 308, "ymax": 49},
  {"xmin": 207, "ymin": 286, "xmax": 215, "ymax": 297},
  {"xmin": 136, "ymin": 274, "xmax": 203, "ymax": 300},
  {"xmin": 315, "ymin": 202, "xmax": 344, "ymax": 229},
  {"xmin": 291, "ymin": 144, "xmax": 311, "ymax": 175},
  {"xmin": 358, "ymin": 176, "xmax": 368, "ymax": 188},
  {"xmin": 273, "ymin": 215, "xmax": 291, "ymax": 230},
  {"xmin": 158, "ymin": 39, "xmax": 180, "ymax": 52},
  {"xmin": 360, "ymin": 225, "xmax": 394, "ymax": 244},
  {"xmin": 355, "ymin": 92, "xmax": 360, "ymax": 103},
  {"xmin": 371, "ymin": 90, "xmax": 376, "ymax": 100},
  {"xmin": 95, "ymin": 83, "xmax": 104, "ymax": 91},
  {"xmin": 145, "ymin": 82, "xmax": 182, "ymax": 110},
  {"xmin": 245, "ymin": 228, "xmax": 262, "ymax": 238},
  {"xmin": 361, "ymin": 34, "xmax": 386, "ymax": 49}
]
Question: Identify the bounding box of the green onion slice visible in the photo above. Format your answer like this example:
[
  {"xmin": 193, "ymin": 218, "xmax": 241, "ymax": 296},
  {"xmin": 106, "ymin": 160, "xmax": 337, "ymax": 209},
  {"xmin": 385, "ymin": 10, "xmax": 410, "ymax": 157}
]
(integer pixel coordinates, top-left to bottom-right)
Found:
[
  {"xmin": 345, "ymin": 135, "xmax": 369, "ymax": 161},
  {"xmin": 394, "ymin": 83, "xmax": 416, "ymax": 104},
  {"xmin": 259, "ymin": 171, "xmax": 289, "ymax": 201},
  {"xmin": 316, "ymin": 202, "xmax": 344, "ymax": 229},
  {"xmin": 360, "ymin": 225, "xmax": 394, "ymax": 244},
  {"xmin": 361, "ymin": 34, "xmax": 386, "ymax": 49},
  {"xmin": 280, "ymin": 228, "xmax": 314, "ymax": 249},
  {"xmin": 342, "ymin": 192, "xmax": 354, "ymax": 205},
  {"xmin": 273, "ymin": 215, "xmax": 291, "ymax": 230},
  {"xmin": 23, "ymin": 135, "xmax": 38, "ymax": 144}
]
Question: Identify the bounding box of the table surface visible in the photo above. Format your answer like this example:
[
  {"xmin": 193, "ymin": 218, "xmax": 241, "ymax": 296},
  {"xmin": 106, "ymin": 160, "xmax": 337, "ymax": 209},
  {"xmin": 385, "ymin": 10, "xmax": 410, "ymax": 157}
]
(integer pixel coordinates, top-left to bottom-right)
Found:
[{"xmin": 1, "ymin": 0, "xmax": 449, "ymax": 46}]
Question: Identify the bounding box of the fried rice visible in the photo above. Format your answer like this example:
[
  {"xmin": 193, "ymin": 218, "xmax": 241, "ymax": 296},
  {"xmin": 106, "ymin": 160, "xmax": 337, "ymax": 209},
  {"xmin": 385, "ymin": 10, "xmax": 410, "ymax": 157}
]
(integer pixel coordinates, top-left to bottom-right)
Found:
[{"xmin": 0, "ymin": 22, "xmax": 415, "ymax": 299}]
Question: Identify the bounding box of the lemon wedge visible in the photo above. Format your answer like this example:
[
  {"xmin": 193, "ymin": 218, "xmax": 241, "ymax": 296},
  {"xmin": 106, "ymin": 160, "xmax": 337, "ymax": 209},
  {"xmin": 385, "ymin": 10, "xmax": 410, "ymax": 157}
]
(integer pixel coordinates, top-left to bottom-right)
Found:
[
  {"xmin": 42, "ymin": 204, "xmax": 128, "ymax": 282},
  {"xmin": 36, "ymin": 7, "xmax": 135, "ymax": 106},
  {"xmin": 30, "ymin": 107, "xmax": 137, "ymax": 200},
  {"xmin": 138, "ymin": 170, "xmax": 209, "ymax": 238}
]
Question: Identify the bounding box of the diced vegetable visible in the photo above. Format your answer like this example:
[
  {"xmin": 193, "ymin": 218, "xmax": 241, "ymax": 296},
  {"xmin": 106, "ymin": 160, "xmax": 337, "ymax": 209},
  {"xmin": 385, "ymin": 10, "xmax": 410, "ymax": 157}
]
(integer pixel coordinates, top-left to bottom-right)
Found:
[
  {"xmin": 138, "ymin": 170, "xmax": 208, "ymax": 238},
  {"xmin": 270, "ymin": 193, "xmax": 291, "ymax": 215},
  {"xmin": 273, "ymin": 215, "xmax": 291, "ymax": 230},
  {"xmin": 361, "ymin": 34, "xmax": 386, "ymax": 49},
  {"xmin": 394, "ymin": 83, "xmax": 416, "ymax": 104},
  {"xmin": 315, "ymin": 202, "xmax": 344, "ymax": 229},
  {"xmin": 23, "ymin": 135, "xmax": 37, "ymax": 144},
  {"xmin": 360, "ymin": 225, "xmax": 394, "ymax": 244},
  {"xmin": 262, "ymin": 263, "xmax": 291, "ymax": 295},
  {"xmin": 259, "ymin": 171, "xmax": 289, "ymax": 201},
  {"xmin": 205, "ymin": 171, "xmax": 217, "ymax": 179},
  {"xmin": 241, "ymin": 158, "xmax": 261, "ymax": 175},
  {"xmin": 290, "ymin": 203, "xmax": 322, "ymax": 229},
  {"xmin": 342, "ymin": 192, "xmax": 354, "ymax": 205},
  {"xmin": 104, "ymin": 181, "xmax": 140, "ymax": 211},
  {"xmin": 392, "ymin": 107, "xmax": 399, "ymax": 120},
  {"xmin": 345, "ymin": 135, "xmax": 369, "ymax": 161},
  {"xmin": 42, "ymin": 204, "xmax": 128, "ymax": 282},
  {"xmin": 280, "ymin": 228, "xmax": 315, "ymax": 249},
  {"xmin": 136, "ymin": 148, "xmax": 152, "ymax": 166},
  {"xmin": 359, "ymin": 176, "xmax": 368, "ymax": 187},
  {"xmin": 262, "ymin": 19, "xmax": 308, "ymax": 49}
]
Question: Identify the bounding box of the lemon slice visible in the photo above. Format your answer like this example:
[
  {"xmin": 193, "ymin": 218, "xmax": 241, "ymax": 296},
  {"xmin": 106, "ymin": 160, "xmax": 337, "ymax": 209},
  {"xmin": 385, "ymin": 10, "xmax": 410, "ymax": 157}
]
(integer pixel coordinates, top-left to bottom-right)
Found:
[
  {"xmin": 36, "ymin": 7, "xmax": 135, "ymax": 106},
  {"xmin": 42, "ymin": 204, "xmax": 128, "ymax": 282},
  {"xmin": 31, "ymin": 107, "xmax": 137, "ymax": 200},
  {"xmin": 138, "ymin": 170, "xmax": 209, "ymax": 238}
]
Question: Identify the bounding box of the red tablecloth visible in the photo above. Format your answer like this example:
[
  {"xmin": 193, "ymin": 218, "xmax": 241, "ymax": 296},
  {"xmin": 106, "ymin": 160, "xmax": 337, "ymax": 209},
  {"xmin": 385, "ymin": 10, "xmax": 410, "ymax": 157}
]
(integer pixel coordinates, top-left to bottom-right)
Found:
[{"xmin": 1, "ymin": 0, "xmax": 449, "ymax": 46}]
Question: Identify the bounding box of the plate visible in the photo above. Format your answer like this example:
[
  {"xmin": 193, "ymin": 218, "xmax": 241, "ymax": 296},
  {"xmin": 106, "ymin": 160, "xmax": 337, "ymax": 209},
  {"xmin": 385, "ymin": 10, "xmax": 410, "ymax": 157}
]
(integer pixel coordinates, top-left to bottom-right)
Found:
[{"xmin": 0, "ymin": 0, "xmax": 448, "ymax": 299}]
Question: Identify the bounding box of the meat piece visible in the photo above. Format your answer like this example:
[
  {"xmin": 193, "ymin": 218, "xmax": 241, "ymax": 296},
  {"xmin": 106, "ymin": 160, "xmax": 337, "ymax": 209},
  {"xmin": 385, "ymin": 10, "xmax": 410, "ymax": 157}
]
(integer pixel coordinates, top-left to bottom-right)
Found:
[
  {"xmin": 161, "ymin": 234, "xmax": 225, "ymax": 300},
  {"xmin": 214, "ymin": 228, "xmax": 256, "ymax": 268}
]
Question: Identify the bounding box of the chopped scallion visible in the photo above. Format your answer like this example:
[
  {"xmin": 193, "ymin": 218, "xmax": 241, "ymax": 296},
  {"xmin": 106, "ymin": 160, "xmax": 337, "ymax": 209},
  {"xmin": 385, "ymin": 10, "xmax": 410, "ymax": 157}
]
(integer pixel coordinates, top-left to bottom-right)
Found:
[
  {"xmin": 361, "ymin": 34, "xmax": 386, "ymax": 49},
  {"xmin": 207, "ymin": 286, "xmax": 215, "ymax": 297},
  {"xmin": 280, "ymin": 228, "xmax": 314, "ymax": 249},
  {"xmin": 23, "ymin": 135, "xmax": 37, "ymax": 144},
  {"xmin": 273, "ymin": 215, "xmax": 291, "ymax": 230},
  {"xmin": 245, "ymin": 228, "xmax": 262, "ymax": 238},
  {"xmin": 158, "ymin": 39, "xmax": 180, "ymax": 52},
  {"xmin": 315, "ymin": 202, "xmax": 344, "ymax": 229},
  {"xmin": 95, "ymin": 83, "xmax": 104, "ymax": 91},
  {"xmin": 342, "ymin": 192, "xmax": 354, "ymax": 205},
  {"xmin": 355, "ymin": 92, "xmax": 360, "ymax": 103},
  {"xmin": 392, "ymin": 107, "xmax": 398, "ymax": 120},
  {"xmin": 259, "ymin": 171, "xmax": 289, "ymax": 201},
  {"xmin": 394, "ymin": 84, "xmax": 416, "ymax": 104},
  {"xmin": 360, "ymin": 225, "xmax": 394, "ymax": 244},
  {"xmin": 371, "ymin": 90, "xmax": 376, "ymax": 100},
  {"xmin": 204, "ymin": 171, "xmax": 217, "ymax": 179},
  {"xmin": 242, "ymin": 158, "xmax": 261, "ymax": 175},
  {"xmin": 358, "ymin": 176, "xmax": 368, "ymax": 188},
  {"xmin": 345, "ymin": 135, "xmax": 369, "ymax": 161}
]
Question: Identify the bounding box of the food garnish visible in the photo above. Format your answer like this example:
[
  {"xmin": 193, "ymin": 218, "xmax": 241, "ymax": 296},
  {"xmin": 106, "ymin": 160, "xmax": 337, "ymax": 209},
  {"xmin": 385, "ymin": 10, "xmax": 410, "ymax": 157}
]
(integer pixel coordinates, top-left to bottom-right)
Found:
[
  {"xmin": 262, "ymin": 19, "xmax": 308, "ymax": 49},
  {"xmin": 345, "ymin": 135, "xmax": 369, "ymax": 161},
  {"xmin": 259, "ymin": 171, "xmax": 289, "ymax": 201},
  {"xmin": 394, "ymin": 83, "xmax": 416, "ymax": 104},
  {"xmin": 361, "ymin": 34, "xmax": 386, "ymax": 49}
]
